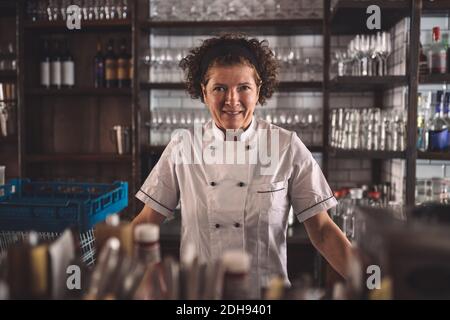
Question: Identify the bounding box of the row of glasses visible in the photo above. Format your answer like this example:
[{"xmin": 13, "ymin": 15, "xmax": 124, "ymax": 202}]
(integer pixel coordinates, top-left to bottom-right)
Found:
[
  {"xmin": 274, "ymin": 47, "xmax": 323, "ymax": 82},
  {"xmin": 0, "ymin": 43, "xmax": 16, "ymax": 71},
  {"xmin": 148, "ymin": 108, "xmax": 209, "ymax": 146},
  {"xmin": 142, "ymin": 47, "xmax": 189, "ymax": 83},
  {"xmin": 26, "ymin": 0, "xmax": 129, "ymax": 22},
  {"xmin": 330, "ymin": 107, "xmax": 406, "ymax": 151},
  {"xmin": 256, "ymin": 108, "xmax": 323, "ymax": 146},
  {"xmin": 148, "ymin": 107, "xmax": 322, "ymax": 146},
  {"xmin": 149, "ymin": 0, "xmax": 322, "ymax": 22},
  {"xmin": 333, "ymin": 32, "xmax": 392, "ymax": 77},
  {"xmin": 142, "ymin": 46, "xmax": 323, "ymax": 83}
]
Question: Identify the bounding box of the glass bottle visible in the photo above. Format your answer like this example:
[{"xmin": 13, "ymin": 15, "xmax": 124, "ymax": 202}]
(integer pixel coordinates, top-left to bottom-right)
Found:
[
  {"xmin": 428, "ymin": 90, "xmax": 449, "ymax": 151},
  {"xmin": 428, "ymin": 26, "xmax": 447, "ymax": 74},
  {"xmin": 40, "ymin": 40, "xmax": 51, "ymax": 88},
  {"xmin": 134, "ymin": 223, "xmax": 161, "ymax": 265},
  {"xmin": 61, "ymin": 39, "xmax": 75, "ymax": 88},
  {"xmin": 419, "ymin": 42, "xmax": 429, "ymax": 76},
  {"xmin": 104, "ymin": 39, "xmax": 117, "ymax": 88},
  {"xmin": 221, "ymin": 250, "xmax": 252, "ymax": 299},
  {"xmin": 94, "ymin": 39, "xmax": 105, "ymax": 88}
]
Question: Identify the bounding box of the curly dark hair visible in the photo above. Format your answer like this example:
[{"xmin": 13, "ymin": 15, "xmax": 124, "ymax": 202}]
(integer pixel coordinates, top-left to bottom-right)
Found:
[{"xmin": 179, "ymin": 33, "xmax": 279, "ymax": 106}]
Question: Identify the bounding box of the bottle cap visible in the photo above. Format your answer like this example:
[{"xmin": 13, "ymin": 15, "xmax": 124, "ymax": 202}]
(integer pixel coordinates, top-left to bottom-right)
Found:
[
  {"xmin": 221, "ymin": 250, "xmax": 251, "ymax": 274},
  {"xmin": 134, "ymin": 223, "xmax": 160, "ymax": 243},
  {"xmin": 106, "ymin": 214, "xmax": 120, "ymax": 226}
]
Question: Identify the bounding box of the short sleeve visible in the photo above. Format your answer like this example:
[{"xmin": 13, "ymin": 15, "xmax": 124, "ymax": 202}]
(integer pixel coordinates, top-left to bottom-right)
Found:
[
  {"xmin": 288, "ymin": 132, "xmax": 337, "ymax": 223},
  {"xmin": 136, "ymin": 138, "xmax": 180, "ymax": 220}
]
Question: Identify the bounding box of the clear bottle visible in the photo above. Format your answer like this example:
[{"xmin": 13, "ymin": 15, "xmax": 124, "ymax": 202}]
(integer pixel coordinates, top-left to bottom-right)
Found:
[
  {"xmin": 40, "ymin": 40, "xmax": 51, "ymax": 88},
  {"xmin": 50, "ymin": 40, "xmax": 61, "ymax": 89},
  {"xmin": 419, "ymin": 42, "xmax": 429, "ymax": 76},
  {"xmin": 428, "ymin": 90, "xmax": 449, "ymax": 151},
  {"xmin": 428, "ymin": 26, "xmax": 447, "ymax": 74},
  {"xmin": 221, "ymin": 250, "xmax": 252, "ymax": 299},
  {"xmin": 61, "ymin": 39, "xmax": 75, "ymax": 88},
  {"xmin": 134, "ymin": 223, "xmax": 161, "ymax": 265},
  {"xmin": 417, "ymin": 93, "xmax": 430, "ymax": 151}
]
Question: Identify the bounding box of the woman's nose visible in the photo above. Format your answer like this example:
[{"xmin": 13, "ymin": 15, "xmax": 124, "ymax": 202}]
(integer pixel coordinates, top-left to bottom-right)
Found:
[{"xmin": 225, "ymin": 88, "xmax": 240, "ymax": 106}]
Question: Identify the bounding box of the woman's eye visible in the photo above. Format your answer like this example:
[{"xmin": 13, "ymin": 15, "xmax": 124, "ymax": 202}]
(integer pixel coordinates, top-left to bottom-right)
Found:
[
  {"xmin": 213, "ymin": 87, "xmax": 225, "ymax": 92},
  {"xmin": 239, "ymin": 86, "xmax": 251, "ymax": 91}
]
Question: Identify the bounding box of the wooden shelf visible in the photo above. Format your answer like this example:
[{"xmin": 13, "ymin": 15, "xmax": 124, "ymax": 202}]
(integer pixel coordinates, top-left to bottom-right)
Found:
[
  {"xmin": 422, "ymin": 1, "xmax": 450, "ymax": 16},
  {"xmin": 26, "ymin": 87, "xmax": 132, "ymax": 96},
  {"xmin": 26, "ymin": 153, "xmax": 132, "ymax": 163},
  {"xmin": 419, "ymin": 74, "xmax": 450, "ymax": 85},
  {"xmin": 0, "ymin": 135, "xmax": 17, "ymax": 144},
  {"xmin": 141, "ymin": 19, "xmax": 323, "ymax": 36},
  {"xmin": 0, "ymin": 70, "xmax": 17, "ymax": 80},
  {"xmin": 140, "ymin": 83, "xmax": 185, "ymax": 90},
  {"xmin": 330, "ymin": 0, "xmax": 409, "ymax": 35},
  {"xmin": 24, "ymin": 19, "xmax": 131, "ymax": 32},
  {"xmin": 0, "ymin": 2, "xmax": 15, "ymax": 17},
  {"xmin": 330, "ymin": 76, "xmax": 408, "ymax": 91},
  {"xmin": 140, "ymin": 81, "xmax": 323, "ymax": 92},
  {"xmin": 327, "ymin": 147, "xmax": 406, "ymax": 159},
  {"xmin": 418, "ymin": 151, "xmax": 450, "ymax": 161}
]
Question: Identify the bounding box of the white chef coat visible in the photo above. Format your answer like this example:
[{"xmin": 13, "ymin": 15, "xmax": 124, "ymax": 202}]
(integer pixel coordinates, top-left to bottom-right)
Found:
[{"xmin": 136, "ymin": 116, "xmax": 337, "ymax": 298}]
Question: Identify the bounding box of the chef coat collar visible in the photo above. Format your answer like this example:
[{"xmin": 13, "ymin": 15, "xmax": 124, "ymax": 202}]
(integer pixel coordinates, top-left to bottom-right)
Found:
[{"xmin": 211, "ymin": 116, "xmax": 256, "ymax": 141}]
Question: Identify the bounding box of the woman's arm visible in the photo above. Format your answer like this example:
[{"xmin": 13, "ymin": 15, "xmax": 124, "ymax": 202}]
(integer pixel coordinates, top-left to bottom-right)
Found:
[
  {"xmin": 303, "ymin": 211, "xmax": 353, "ymax": 279},
  {"xmin": 132, "ymin": 204, "xmax": 167, "ymax": 226}
]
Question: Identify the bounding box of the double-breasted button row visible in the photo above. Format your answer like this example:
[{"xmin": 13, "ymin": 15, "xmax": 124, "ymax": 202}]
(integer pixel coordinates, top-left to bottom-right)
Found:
[
  {"xmin": 214, "ymin": 223, "xmax": 241, "ymax": 229},
  {"xmin": 210, "ymin": 181, "xmax": 246, "ymax": 187}
]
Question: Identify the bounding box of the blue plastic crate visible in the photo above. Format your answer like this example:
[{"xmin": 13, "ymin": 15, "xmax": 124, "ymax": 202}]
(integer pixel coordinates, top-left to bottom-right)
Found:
[{"xmin": 0, "ymin": 179, "xmax": 128, "ymax": 233}]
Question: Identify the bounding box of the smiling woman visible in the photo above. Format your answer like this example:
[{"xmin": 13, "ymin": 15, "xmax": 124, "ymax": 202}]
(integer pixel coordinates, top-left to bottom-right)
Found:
[{"xmin": 134, "ymin": 33, "xmax": 352, "ymax": 299}]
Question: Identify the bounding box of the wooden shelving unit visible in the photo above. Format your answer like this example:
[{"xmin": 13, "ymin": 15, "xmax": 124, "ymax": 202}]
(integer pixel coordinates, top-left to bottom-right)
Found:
[
  {"xmin": 330, "ymin": 76, "xmax": 408, "ymax": 92},
  {"xmin": 23, "ymin": 19, "xmax": 131, "ymax": 32},
  {"xmin": 0, "ymin": 70, "xmax": 16, "ymax": 80},
  {"xmin": 327, "ymin": 147, "xmax": 406, "ymax": 160},
  {"xmin": 2, "ymin": 0, "xmax": 449, "ymax": 215},
  {"xmin": 418, "ymin": 151, "xmax": 450, "ymax": 161},
  {"xmin": 27, "ymin": 87, "xmax": 132, "ymax": 96},
  {"xmin": 141, "ymin": 19, "xmax": 323, "ymax": 36},
  {"xmin": 419, "ymin": 74, "xmax": 450, "ymax": 84},
  {"xmin": 330, "ymin": 0, "xmax": 409, "ymax": 35}
]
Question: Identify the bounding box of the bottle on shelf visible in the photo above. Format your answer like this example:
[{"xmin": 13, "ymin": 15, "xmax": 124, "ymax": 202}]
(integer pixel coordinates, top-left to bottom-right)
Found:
[
  {"xmin": 61, "ymin": 39, "xmax": 75, "ymax": 88},
  {"xmin": 428, "ymin": 26, "xmax": 447, "ymax": 75},
  {"xmin": 50, "ymin": 40, "xmax": 62, "ymax": 89},
  {"xmin": 40, "ymin": 40, "xmax": 51, "ymax": 88},
  {"xmin": 428, "ymin": 90, "xmax": 449, "ymax": 151},
  {"xmin": 419, "ymin": 42, "xmax": 429, "ymax": 76},
  {"xmin": 93, "ymin": 39, "xmax": 105, "ymax": 88},
  {"xmin": 417, "ymin": 93, "xmax": 430, "ymax": 151},
  {"xmin": 117, "ymin": 38, "xmax": 131, "ymax": 88},
  {"xmin": 443, "ymin": 91, "xmax": 450, "ymax": 150},
  {"xmin": 105, "ymin": 39, "xmax": 117, "ymax": 88}
]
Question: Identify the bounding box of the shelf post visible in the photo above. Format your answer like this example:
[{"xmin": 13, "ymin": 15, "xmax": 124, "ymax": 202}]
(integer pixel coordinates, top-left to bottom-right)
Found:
[{"xmin": 405, "ymin": 0, "xmax": 421, "ymax": 207}]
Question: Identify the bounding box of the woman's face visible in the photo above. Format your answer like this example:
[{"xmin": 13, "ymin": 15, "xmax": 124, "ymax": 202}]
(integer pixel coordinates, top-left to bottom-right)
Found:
[{"xmin": 201, "ymin": 64, "xmax": 260, "ymax": 131}]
